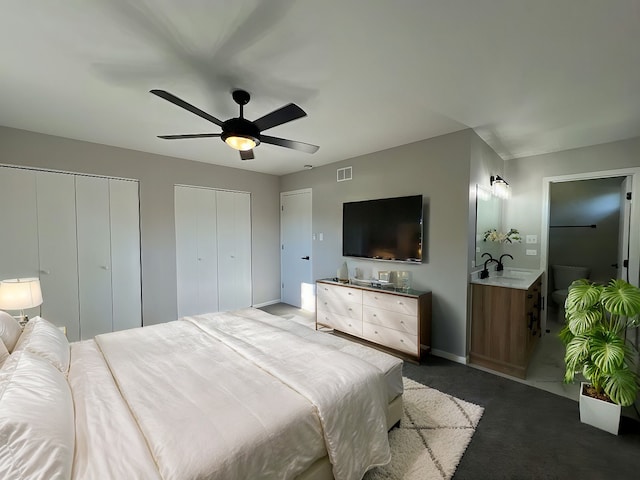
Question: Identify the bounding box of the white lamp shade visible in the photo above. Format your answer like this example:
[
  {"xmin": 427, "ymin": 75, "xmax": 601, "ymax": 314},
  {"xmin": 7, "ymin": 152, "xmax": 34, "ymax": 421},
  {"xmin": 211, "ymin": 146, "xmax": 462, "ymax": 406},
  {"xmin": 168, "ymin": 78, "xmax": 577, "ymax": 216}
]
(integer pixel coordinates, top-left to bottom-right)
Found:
[{"xmin": 0, "ymin": 278, "xmax": 43, "ymax": 310}]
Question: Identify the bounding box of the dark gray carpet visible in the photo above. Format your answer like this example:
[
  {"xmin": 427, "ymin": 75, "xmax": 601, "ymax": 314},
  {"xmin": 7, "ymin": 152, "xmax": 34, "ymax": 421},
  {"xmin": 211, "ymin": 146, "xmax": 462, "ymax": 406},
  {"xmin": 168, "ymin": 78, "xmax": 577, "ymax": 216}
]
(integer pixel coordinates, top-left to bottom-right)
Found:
[{"xmin": 404, "ymin": 356, "xmax": 640, "ymax": 480}]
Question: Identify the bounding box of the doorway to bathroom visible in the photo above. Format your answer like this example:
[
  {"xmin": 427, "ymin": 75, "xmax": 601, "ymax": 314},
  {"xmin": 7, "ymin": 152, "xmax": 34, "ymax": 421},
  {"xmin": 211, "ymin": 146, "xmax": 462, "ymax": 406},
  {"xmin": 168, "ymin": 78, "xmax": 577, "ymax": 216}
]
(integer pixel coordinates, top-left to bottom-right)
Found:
[
  {"xmin": 546, "ymin": 176, "xmax": 628, "ymax": 324},
  {"xmin": 520, "ymin": 168, "xmax": 640, "ymax": 401},
  {"xmin": 540, "ymin": 167, "xmax": 640, "ymax": 333}
]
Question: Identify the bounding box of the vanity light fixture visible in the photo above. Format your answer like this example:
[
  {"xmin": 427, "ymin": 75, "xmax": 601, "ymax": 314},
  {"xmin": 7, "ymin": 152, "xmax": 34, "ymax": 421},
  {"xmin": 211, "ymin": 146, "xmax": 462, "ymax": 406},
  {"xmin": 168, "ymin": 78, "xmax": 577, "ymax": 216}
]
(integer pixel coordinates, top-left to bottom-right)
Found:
[{"xmin": 490, "ymin": 175, "xmax": 511, "ymax": 199}]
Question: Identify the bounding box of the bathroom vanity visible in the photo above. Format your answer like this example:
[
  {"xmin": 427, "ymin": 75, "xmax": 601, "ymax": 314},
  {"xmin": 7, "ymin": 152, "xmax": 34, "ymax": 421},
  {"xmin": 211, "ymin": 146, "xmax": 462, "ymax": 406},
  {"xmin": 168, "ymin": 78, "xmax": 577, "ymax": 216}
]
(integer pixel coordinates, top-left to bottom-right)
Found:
[{"xmin": 469, "ymin": 269, "xmax": 543, "ymax": 378}]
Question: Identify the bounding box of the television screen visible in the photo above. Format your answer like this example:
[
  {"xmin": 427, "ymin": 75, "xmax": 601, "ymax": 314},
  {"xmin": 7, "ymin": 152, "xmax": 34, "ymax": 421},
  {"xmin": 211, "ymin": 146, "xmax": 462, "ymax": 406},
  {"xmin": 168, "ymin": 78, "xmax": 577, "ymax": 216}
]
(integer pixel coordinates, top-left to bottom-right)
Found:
[{"xmin": 342, "ymin": 195, "xmax": 423, "ymax": 262}]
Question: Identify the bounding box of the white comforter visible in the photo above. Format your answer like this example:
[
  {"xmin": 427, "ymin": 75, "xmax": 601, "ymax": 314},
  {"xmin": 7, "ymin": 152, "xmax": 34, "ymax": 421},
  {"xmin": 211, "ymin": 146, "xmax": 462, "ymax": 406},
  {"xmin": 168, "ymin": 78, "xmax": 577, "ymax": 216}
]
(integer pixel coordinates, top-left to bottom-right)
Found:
[
  {"xmin": 70, "ymin": 312, "xmax": 391, "ymax": 480},
  {"xmin": 184, "ymin": 312, "xmax": 391, "ymax": 480}
]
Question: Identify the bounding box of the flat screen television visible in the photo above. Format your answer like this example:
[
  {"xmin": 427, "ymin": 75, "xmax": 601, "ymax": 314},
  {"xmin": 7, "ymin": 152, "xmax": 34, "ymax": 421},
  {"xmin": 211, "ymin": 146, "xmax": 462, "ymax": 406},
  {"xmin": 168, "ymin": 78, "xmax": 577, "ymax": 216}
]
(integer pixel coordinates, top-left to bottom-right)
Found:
[{"xmin": 342, "ymin": 195, "xmax": 423, "ymax": 263}]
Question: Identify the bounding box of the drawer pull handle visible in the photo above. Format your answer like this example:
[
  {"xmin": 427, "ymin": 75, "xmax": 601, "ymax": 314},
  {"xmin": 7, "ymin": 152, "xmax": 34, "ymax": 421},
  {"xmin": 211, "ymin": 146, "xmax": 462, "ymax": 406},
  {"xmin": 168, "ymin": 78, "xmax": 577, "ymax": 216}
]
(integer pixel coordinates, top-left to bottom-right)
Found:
[
  {"xmin": 348, "ymin": 307, "xmax": 352, "ymax": 311},
  {"xmin": 400, "ymin": 321, "xmax": 404, "ymax": 324},
  {"xmin": 348, "ymin": 323, "xmax": 352, "ymax": 327},
  {"xmin": 397, "ymin": 301, "xmax": 403, "ymax": 305},
  {"xmin": 400, "ymin": 339, "xmax": 404, "ymax": 343},
  {"xmin": 348, "ymin": 292, "xmax": 352, "ymax": 295},
  {"xmin": 374, "ymin": 330, "xmax": 378, "ymax": 334},
  {"xmin": 373, "ymin": 313, "xmax": 377, "ymax": 317}
]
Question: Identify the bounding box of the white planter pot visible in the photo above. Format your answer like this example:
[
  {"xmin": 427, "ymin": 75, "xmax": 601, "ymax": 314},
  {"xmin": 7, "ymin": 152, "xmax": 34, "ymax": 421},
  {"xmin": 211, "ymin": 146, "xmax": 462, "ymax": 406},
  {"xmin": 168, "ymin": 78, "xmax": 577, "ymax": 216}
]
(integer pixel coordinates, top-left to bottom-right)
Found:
[{"xmin": 579, "ymin": 382, "xmax": 621, "ymax": 435}]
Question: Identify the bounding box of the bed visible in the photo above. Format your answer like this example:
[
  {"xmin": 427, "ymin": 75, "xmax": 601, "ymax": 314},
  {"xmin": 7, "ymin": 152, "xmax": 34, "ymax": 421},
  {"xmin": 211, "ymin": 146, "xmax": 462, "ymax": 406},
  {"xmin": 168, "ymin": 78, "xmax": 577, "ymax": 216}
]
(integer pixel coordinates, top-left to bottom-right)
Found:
[{"xmin": 0, "ymin": 307, "xmax": 403, "ymax": 480}]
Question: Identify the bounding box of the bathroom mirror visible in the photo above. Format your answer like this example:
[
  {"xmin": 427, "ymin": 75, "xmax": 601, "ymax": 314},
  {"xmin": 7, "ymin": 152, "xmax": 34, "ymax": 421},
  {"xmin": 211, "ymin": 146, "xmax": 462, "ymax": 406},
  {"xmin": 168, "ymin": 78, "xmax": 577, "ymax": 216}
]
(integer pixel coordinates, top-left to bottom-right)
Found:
[{"xmin": 475, "ymin": 185, "xmax": 503, "ymax": 266}]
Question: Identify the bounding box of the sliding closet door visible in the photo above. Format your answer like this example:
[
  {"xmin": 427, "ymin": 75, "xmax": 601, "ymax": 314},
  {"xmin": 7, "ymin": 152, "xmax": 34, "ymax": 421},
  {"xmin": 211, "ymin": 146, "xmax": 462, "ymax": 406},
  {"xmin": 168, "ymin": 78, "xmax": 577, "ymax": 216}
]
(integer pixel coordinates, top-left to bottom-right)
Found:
[
  {"xmin": 175, "ymin": 186, "xmax": 218, "ymax": 317},
  {"xmin": 109, "ymin": 179, "xmax": 142, "ymax": 331},
  {"xmin": 35, "ymin": 171, "xmax": 80, "ymax": 341},
  {"xmin": 217, "ymin": 190, "xmax": 252, "ymax": 311},
  {"xmin": 0, "ymin": 167, "xmax": 39, "ymax": 280},
  {"xmin": 76, "ymin": 176, "xmax": 113, "ymax": 339}
]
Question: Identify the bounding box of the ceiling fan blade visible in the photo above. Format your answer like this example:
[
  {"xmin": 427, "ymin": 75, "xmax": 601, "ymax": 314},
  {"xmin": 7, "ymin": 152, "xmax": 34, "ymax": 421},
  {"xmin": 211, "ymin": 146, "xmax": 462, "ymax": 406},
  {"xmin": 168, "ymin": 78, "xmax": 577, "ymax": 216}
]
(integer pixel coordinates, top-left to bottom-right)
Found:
[
  {"xmin": 158, "ymin": 133, "xmax": 222, "ymax": 140},
  {"xmin": 240, "ymin": 149, "xmax": 255, "ymax": 160},
  {"xmin": 253, "ymin": 104, "xmax": 307, "ymax": 132},
  {"xmin": 151, "ymin": 90, "xmax": 224, "ymax": 127},
  {"xmin": 261, "ymin": 135, "xmax": 319, "ymax": 154}
]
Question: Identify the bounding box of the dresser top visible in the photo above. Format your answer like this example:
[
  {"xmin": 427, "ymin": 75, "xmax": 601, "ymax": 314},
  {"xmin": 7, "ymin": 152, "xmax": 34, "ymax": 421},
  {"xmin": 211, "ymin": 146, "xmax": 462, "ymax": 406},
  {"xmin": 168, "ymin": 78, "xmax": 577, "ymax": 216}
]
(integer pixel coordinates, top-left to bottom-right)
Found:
[{"xmin": 317, "ymin": 278, "xmax": 431, "ymax": 297}]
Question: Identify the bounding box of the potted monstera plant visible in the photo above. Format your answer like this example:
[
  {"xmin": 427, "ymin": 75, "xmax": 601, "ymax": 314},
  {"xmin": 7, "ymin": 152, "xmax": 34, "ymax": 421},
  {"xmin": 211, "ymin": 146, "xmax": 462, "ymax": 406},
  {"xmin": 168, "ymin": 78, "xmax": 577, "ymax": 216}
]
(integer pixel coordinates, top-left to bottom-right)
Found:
[{"xmin": 560, "ymin": 278, "xmax": 640, "ymax": 434}]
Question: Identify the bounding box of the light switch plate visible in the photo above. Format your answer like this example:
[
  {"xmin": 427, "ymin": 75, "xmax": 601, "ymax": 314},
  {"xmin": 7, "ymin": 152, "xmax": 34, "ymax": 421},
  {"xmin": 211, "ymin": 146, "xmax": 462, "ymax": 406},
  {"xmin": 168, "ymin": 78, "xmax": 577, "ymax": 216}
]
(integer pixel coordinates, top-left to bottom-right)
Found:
[
  {"xmin": 526, "ymin": 235, "xmax": 537, "ymax": 244},
  {"xmin": 526, "ymin": 249, "xmax": 537, "ymax": 256}
]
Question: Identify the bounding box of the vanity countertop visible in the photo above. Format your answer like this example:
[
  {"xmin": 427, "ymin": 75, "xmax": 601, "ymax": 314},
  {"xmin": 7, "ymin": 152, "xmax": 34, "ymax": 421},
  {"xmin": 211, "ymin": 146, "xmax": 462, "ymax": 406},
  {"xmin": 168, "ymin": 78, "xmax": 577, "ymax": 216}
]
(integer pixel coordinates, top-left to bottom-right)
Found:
[{"xmin": 469, "ymin": 268, "xmax": 543, "ymax": 290}]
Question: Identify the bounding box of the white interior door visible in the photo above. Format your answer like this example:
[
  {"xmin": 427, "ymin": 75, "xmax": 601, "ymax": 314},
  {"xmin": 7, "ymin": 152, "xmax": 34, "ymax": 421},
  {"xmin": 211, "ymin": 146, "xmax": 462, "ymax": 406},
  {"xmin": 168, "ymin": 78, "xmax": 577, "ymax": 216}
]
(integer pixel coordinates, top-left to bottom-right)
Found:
[
  {"xmin": 36, "ymin": 171, "xmax": 80, "ymax": 341},
  {"xmin": 197, "ymin": 189, "xmax": 219, "ymax": 314},
  {"xmin": 217, "ymin": 190, "xmax": 252, "ymax": 311},
  {"xmin": 76, "ymin": 175, "xmax": 113, "ymax": 339},
  {"xmin": 0, "ymin": 167, "xmax": 39, "ymax": 280},
  {"xmin": 280, "ymin": 189, "xmax": 312, "ymax": 310},
  {"xmin": 175, "ymin": 186, "xmax": 219, "ymax": 317},
  {"xmin": 109, "ymin": 179, "xmax": 142, "ymax": 331}
]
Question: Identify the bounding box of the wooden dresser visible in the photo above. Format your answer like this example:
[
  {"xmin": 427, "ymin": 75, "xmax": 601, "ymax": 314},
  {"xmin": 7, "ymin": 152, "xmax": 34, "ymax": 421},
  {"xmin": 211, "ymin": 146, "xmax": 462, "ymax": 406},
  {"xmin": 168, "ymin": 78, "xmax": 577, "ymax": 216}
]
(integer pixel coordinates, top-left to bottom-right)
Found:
[{"xmin": 316, "ymin": 279, "xmax": 432, "ymax": 361}]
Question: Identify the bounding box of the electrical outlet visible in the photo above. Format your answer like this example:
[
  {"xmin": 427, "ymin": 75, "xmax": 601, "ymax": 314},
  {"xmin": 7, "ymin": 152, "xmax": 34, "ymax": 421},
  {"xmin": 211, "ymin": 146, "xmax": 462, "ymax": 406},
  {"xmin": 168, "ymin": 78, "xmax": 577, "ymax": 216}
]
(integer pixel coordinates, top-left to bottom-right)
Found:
[
  {"xmin": 526, "ymin": 249, "xmax": 537, "ymax": 256},
  {"xmin": 319, "ymin": 233, "xmax": 324, "ymax": 241},
  {"xmin": 526, "ymin": 235, "xmax": 537, "ymax": 244},
  {"xmin": 312, "ymin": 233, "xmax": 317, "ymax": 240}
]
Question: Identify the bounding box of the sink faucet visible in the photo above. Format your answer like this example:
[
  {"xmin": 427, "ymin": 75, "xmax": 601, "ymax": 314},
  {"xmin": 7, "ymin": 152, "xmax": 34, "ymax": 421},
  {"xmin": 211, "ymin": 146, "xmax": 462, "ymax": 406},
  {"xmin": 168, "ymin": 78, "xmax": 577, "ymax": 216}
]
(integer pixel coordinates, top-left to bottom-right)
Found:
[
  {"xmin": 480, "ymin": 256, "xmax": 498, "ymax": 279},
  {"xmin": 497, "ymin": 254, "xmax": 513, "ymax": 271}
]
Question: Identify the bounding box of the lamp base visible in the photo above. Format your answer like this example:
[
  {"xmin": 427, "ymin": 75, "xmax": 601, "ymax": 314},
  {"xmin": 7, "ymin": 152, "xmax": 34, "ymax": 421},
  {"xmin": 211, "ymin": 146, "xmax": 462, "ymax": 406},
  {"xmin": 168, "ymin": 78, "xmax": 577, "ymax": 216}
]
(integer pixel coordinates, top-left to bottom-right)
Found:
[{"xmin": 15, "ymin": 315, "xmax": 29, "ymax": 328}]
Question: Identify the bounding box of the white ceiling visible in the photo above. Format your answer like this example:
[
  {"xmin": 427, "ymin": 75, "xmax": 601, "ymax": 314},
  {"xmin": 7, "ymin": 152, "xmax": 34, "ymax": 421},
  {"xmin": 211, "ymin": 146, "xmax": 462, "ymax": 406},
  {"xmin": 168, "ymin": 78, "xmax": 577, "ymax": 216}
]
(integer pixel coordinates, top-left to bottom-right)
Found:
[{"xmin": 1, "ymin": 0, "xmax": 639, "ymax": 176}]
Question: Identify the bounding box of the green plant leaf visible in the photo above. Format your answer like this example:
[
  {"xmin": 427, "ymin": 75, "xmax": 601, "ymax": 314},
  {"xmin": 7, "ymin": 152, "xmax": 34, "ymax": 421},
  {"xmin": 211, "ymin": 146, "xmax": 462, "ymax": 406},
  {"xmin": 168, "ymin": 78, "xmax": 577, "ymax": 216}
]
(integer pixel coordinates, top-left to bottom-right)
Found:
[
  {"xmin": 590, "ymin": 331, "xmax": 626, "ymax": 374},
  {"xmin": 603, "ymin": 367, "xmax": 639, "ymax": 406},
  {"xmin": 601, "ymin": 279, "xmax": 640, "ymax": 317},
  {"xmin": 566, "ymin": 307, "xmax": 602, "ymax": 335},
  {"xmin": 564, "ymin": 335, "xmax": 590, "ymax": 367},
  {"xmin": 565, "ymin": 280, "xmax": 602, "ymax": 313},
  {"xmin": 558, "ymin": 325, "xmax": 574, "ymax": 346},
  {"xmin": 583, "ymin": 363, "xmax": 605, "ymax": 393}
]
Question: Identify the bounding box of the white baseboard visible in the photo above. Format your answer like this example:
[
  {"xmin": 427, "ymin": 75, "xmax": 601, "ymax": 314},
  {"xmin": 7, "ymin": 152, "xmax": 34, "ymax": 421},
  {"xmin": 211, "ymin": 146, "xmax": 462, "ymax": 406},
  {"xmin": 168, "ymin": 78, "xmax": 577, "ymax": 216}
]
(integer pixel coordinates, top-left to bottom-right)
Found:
[
  {"xmin": 430, "ymin": 349, "xmax": 467, "ymax": 365},
  {"xmin": 252, "ymin": 299, "xmax": 281, "ymax": 308}
]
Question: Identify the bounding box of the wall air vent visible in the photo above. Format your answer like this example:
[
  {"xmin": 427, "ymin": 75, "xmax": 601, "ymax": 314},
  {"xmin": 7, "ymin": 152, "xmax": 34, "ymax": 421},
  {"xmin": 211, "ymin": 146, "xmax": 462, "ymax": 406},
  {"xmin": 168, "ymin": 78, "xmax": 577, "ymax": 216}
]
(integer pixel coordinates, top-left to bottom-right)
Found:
[{"xmin": 337, "ymin": 166, "xmax": 352, "ymax": 182}]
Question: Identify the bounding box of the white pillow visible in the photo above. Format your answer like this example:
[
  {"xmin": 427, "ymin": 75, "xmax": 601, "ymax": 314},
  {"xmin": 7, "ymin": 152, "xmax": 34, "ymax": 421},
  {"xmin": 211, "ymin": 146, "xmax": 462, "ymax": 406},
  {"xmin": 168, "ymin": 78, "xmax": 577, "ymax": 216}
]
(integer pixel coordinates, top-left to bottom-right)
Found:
[
  {"xmin": 0, "ymin": 350, "xmax": 75, "ymax": 479},
  {"xmin": 0, "ymin": 341, "xmax": 8, "ymax": 368},
  {"xmin": 0, "ymin": 311, "xmax": 22, "ymax": 353},
  {"xmin": 13, "ymin": 316, "xmax": 70, "ymax": 374}
]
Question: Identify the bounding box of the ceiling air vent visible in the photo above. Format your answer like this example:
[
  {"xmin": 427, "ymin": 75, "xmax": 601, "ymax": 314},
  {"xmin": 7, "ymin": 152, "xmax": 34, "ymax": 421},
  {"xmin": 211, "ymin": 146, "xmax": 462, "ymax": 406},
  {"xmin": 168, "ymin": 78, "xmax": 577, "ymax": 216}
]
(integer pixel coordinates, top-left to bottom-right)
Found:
[{"xmin": 337, "ymin": 166, "xmax": 352, "ymax": 182}]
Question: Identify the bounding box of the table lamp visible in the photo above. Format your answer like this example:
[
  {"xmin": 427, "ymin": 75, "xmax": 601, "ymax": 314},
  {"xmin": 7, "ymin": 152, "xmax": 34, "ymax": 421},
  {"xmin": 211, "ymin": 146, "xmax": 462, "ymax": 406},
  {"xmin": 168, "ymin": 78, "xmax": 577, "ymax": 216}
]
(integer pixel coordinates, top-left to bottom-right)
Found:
[{"xmin": 0, "ymin": 278, "xmax": 43, "ymax": 326}]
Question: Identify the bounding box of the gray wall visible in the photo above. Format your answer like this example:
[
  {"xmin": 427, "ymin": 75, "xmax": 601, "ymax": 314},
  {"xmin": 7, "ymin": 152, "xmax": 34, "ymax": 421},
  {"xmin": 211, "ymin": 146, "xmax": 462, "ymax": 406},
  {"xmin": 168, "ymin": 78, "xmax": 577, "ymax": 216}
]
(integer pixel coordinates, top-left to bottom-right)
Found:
[
  {"xmin": 280, "ymin": 130, "xmax": 473, "ymax": 359},
  {"xmin": 0, "ymin": 126, "xmax": 281, "ymax": 325},
  {"xmin": 504, "ymin": 136, "xmax": 640, "ymax": 270}
]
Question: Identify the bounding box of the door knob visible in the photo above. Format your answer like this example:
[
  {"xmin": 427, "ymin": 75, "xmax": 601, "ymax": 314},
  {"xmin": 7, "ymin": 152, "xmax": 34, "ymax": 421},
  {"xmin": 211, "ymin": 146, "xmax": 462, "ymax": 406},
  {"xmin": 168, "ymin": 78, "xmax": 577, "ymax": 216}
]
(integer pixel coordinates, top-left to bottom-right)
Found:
[{"xmin": 301, "ymin": 256, "xmax": 310, "ymax": 260}]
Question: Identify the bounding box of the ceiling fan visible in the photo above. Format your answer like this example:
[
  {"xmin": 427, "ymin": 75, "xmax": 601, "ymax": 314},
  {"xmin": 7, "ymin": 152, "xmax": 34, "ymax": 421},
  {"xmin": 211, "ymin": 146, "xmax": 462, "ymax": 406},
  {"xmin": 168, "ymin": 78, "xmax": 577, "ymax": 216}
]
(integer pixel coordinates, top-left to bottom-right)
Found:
[{"xmin": 151, "ymin": 89, "xmax": 319, "ymax": 160}]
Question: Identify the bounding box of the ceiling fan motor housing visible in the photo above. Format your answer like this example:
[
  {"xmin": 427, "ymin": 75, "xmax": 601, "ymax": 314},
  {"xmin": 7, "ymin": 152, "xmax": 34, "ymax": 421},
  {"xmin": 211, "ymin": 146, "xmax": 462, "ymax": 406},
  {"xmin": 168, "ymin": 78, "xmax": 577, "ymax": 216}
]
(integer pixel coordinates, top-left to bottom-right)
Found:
[{"xmin": 221, "ymin": 117, "xmax": 261, "ymax": 147}]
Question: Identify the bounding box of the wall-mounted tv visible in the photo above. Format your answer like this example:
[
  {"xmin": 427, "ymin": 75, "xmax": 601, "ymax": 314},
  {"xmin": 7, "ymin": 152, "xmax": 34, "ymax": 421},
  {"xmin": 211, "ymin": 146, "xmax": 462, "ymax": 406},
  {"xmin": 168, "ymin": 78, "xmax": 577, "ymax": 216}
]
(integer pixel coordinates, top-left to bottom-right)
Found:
[{"xmin": 342, "ymin": 195, "xmax": 423, "ymax": 263}]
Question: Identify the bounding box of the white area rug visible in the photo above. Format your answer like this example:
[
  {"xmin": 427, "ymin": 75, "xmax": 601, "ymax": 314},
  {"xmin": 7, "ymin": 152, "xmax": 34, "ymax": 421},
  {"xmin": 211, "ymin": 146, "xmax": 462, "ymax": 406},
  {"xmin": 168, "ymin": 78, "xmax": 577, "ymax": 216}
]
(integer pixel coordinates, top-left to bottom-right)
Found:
[{"xmin": 365, "ymin": 377, "xmax": 484, "ymax": 480}]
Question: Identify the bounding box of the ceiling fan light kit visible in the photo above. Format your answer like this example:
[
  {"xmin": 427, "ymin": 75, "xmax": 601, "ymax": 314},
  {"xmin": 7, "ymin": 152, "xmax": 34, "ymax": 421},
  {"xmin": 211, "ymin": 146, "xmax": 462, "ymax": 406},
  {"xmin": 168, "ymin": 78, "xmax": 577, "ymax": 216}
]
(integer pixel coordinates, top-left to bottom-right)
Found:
[{"xmin": 151, "ymin": 88, "xmax": 319, "ymax": 160}]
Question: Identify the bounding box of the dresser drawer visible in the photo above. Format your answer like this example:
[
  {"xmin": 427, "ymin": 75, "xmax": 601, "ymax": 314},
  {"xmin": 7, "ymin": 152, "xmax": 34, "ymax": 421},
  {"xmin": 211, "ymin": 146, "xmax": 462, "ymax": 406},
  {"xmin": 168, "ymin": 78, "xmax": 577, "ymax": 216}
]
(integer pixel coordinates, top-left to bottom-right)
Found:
[
  {"xmin": 362, "ymin": 322, "xmax": 418, "ymax": 355},
  {"xmin": 363, "ymin": 305, "xmax": 417, "ymax": 334},
  {"xmin": 317, "ymin": 283, "xmax": 362, "ymax": 305},
  {"xmin": 317, "ymin": 310, "xmax": 362, "ymax": 337},
  {"xmin": 317, "ymin": 297, "xmax": 362, "ymax": 320},
  {"xmin": 362, "ymin": 290, "xmax": 418, "ymax": 316}
]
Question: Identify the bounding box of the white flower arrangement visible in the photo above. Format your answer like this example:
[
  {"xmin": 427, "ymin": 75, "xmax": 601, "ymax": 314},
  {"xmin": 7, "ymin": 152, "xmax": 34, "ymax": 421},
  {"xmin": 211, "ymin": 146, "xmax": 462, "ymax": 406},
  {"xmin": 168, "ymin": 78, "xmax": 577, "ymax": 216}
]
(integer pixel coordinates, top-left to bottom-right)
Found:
[{"xmin": 483, "ymin": 228, "xmax": 522, "ymax": 244}]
